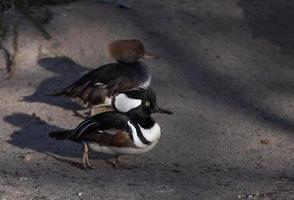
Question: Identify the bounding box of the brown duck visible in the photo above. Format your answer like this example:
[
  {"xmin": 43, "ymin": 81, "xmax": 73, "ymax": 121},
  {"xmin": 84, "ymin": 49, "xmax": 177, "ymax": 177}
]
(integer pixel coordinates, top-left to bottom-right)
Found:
[{"xmin": 50, "ymin": 39, "xmax": 157, "ymax": 115}]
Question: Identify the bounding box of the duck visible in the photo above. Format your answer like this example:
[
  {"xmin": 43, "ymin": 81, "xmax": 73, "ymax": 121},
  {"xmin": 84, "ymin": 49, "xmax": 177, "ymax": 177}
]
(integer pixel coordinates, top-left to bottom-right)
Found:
[
  {"xmin": 49, "ymin": 88, "xmax": 172, "ymax": 169},
  {"xmin": 49, "ymin": 39, "xmax": 157, "ymax": 116}
]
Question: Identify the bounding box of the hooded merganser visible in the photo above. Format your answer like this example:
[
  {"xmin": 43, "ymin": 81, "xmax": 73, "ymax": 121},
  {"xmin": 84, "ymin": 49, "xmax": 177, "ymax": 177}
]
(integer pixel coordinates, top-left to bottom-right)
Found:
[
  {"xmin": 49, "ymin": 88, "xmax": 172, "ymax": 169},
  {"xmin": 50, "ymin": 40, "xmax": 157, "ymax": 116},
  {"xmin": 50, "ymin": 62, "xmax": 152, "ymax": 115}
]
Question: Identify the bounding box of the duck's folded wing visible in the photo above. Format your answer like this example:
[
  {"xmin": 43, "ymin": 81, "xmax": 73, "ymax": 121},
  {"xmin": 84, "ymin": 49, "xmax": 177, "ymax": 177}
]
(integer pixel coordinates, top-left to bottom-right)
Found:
[
  {"xmin": 67, "ymin": 64, "xmax": 137, "ymax": 103},
  {"xmin": 69, "ymin": 112, "xmax": 132, "ymax": 142},
  {"xmin": 81, "ymin": 129, "xmax": 135, "ymax": 147},
  {"xmin": 70, "ymin": 63, "xmax": 124, "ymax": 89},
  {"xmin": 62, "ymin": 63, "xmax": 119, "ymax": 96}
]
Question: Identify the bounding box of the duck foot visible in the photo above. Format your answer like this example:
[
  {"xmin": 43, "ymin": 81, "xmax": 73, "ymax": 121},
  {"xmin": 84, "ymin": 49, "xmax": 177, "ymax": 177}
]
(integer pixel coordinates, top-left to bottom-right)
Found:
[
  {"xmin": 107, "ymin": 155, "xmax": 138, "ymax": 169},
  {"xmin": 111, "ymin": 155, "xmax": 122, "ymax": 169},
  {"xmin": 106, "ymin": 155, "xmax": 126, "ymax": 169}
]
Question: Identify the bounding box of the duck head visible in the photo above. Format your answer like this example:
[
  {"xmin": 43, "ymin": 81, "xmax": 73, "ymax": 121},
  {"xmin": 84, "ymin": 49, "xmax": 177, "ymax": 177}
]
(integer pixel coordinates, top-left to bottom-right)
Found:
[
  {"xmin": 108, "ymin": 39, "xmax": 158, "ymax": 63},
  {"xmin": 113, "ymin": 88, "xmax": 173, "ymax": 118}
]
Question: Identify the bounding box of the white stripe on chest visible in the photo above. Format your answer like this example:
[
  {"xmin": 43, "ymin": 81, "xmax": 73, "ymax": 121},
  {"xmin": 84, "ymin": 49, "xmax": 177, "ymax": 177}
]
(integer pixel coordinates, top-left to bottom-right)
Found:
[
  {"xmin": 139, "ymin": 123, "xmax": 161, "ymax": 143},
  {"xmin": 127, "ymin": 121, "xmax": 161, "ymax": 148}
]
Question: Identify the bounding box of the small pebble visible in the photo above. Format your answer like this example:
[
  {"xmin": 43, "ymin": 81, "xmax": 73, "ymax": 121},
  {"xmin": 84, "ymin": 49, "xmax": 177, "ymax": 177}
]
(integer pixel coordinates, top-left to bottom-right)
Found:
[
  {"xmin": 77, "ymin": 192, "xmax": 82, "ymax": 196},
  {"xmin": 23, "ymin": 154, "xmax": 32, "ymax": 162},
  {"xmin": 260, "ymin": 139, "xmax": 270, "ymax": 145}
]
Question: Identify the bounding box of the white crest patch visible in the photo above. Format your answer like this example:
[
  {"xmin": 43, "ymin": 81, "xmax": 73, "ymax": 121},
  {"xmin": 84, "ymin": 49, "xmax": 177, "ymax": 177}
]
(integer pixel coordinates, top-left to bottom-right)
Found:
[{"xmin": 114, "ymin": 94, "xmax": 142, "ymax": 112}]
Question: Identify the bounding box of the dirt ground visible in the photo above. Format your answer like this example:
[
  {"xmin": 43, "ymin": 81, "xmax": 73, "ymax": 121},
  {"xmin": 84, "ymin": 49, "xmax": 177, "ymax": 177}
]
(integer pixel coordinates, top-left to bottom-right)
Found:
[{"xmin": 1, "ymin": 0, "xmax": 294, "ymax": 199}]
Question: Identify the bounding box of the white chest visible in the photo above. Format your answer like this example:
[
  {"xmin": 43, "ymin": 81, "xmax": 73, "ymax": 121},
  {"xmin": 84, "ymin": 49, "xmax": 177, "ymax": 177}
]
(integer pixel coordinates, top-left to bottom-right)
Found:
[
  {"xmin": 139, "ymin": 123, "xmax": 161, "ymax": 143},
  {"xmin": 128, "ymin": 122, "xmax": 161, "ymax": 148},
  {"xmin": 88, "ymin": 122, "xmax": 161, "ymax": 155}
]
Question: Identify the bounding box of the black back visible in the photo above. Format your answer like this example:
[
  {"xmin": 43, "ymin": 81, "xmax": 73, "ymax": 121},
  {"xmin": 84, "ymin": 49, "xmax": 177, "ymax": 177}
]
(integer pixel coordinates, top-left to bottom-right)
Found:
[{"xmin": 69, "ymin": 111, "xmax": 131, "ymax": 140}]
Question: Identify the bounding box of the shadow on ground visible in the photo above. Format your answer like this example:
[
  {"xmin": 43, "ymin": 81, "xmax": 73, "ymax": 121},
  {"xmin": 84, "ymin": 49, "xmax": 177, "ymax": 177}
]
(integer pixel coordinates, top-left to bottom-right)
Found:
[
  {"xmin": 4, "ymin": 112, "xmax": 77, "ymax": 156},
  {"xmin": 23, "ymin": 57, "xmax": 88, "ymax": 111},
  {"xmin": 239, "ymin": 0, "xmax": 294, "ymax": 54},
  {"xmin": 4, "ymin": 112, "xmax": 112, "ymax": 168},
  {"xmin": 122, "ymin": 5, "xmax": 294, "ymax": 135}
]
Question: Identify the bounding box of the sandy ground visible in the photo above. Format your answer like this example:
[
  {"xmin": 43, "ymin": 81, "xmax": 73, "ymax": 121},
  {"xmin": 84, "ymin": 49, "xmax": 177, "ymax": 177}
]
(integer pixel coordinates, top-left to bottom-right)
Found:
[{"xmin": 1, "ymin": 0, "xmax": 294, "ymax": 199}]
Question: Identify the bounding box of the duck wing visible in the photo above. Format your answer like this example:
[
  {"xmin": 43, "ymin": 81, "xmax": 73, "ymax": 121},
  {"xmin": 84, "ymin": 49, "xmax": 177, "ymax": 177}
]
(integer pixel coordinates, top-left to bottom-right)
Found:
[
  {"xmin": 68, "ymin": 112, "xmax": 134, "ymax": 147},
  {"xmin": 52, "ymin": 62, "xmax": 149, "ymax": 105}
]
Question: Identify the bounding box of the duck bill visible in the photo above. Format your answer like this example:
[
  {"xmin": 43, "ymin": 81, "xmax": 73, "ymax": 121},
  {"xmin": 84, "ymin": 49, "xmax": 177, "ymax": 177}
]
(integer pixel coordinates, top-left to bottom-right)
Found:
[
  {"xmin": 152, "ymin": 105, "xmax": 173, "ymax": 115},
  {"xmin": 143, "ymin": 52, "xmax": 159, "ymax": 59}
]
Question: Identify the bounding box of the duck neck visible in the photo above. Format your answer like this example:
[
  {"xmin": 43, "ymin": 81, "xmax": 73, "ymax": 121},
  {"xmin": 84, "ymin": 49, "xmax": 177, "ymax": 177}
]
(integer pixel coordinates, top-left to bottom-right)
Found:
[
  {"xmin": 135, "ymin": 116, "xmax": 156, "ymax": 129},
  {"xmin": 128, "ymin": 114, "xmax": 159, "ymax": 146},
  {"xmin": 128, "ymin": 112, "xmax": 155, "ymax": 129}
]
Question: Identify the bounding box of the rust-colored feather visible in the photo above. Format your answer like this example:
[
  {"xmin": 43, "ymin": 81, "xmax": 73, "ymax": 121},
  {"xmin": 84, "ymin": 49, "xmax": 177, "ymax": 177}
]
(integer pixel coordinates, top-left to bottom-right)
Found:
[{"xmin": 108, "ymin": 39, "xmax": 146, "ymax": 63}]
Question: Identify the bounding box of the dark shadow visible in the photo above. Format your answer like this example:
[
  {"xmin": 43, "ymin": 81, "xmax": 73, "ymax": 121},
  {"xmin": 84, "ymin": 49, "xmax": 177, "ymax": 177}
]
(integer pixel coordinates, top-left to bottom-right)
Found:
[
  {"xmin": 239, "ymin": 0, "xmax": 294, "ymax": 54},
  {"xmin": 123, "ymin": 6, "xmax": 294, "ymax": 134},
  {"xmin": 171, "ymin": 35, "xmax": 294, "ymax": 133},
  {"xmin": 4, "ymin": 112, "xmax": 79, "ymax": 157},
  {"xmin": 23, "ymin": 57, "xmax": 88, "ymax": 111},
  {"xmin": 48, "ymin": 153, "xmax": 85, "ymax": 169},
  {"xmin": 4, "ymin": 112, "xmax": 113, "ymax": 168}
]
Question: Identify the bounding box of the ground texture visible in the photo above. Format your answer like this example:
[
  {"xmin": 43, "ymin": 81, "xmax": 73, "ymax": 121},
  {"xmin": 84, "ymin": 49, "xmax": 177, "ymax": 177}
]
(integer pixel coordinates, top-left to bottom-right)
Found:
[{"xmin": 1, "ymin": 0, "xmax": 294, "ymax": 199}]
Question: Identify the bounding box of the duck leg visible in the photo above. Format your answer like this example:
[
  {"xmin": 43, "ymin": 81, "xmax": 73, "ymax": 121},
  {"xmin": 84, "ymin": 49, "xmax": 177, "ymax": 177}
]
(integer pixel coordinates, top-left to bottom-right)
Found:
[
  {"xmin": 111, "ymin": 155, "xmax": 121, "ymax": 169},
  {"xmin": 82, "ymin": 143, "xmax": 94, "ymax": 169}
]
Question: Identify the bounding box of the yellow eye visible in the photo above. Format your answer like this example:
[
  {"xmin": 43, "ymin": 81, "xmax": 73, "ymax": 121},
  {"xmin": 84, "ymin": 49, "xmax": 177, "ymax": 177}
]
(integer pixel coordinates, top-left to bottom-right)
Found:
[{"xmin": 145, "ymin": 101, "xmax": 150, "ymax": 106}]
